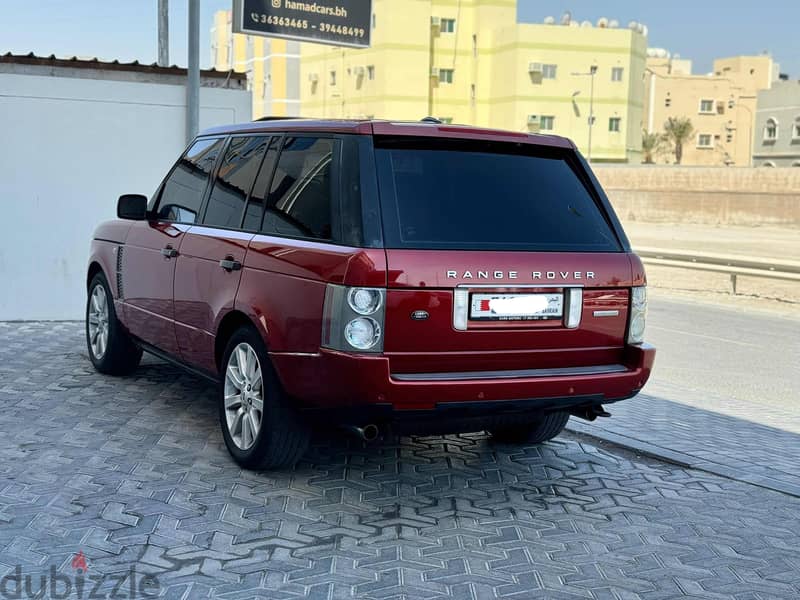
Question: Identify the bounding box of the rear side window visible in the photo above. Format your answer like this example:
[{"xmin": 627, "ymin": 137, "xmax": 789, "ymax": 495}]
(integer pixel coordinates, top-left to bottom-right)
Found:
[
  {"xmin": 261, "ymin": 137, "xmax": 335, "ymax": 240},
  {"xmin": 243, "ymin": 137, "xmax": 281, "ymax": 231},
  {"xmin": 203, "ymin": 136, "xmax": 268, "ymax": 229},
  {"xmin": 156, "ymin": 137, "xmax": 224, "ymax": 223},
  {"xmin": 374, "ymin": 139, "xmax": 621, "ymax": 252}
]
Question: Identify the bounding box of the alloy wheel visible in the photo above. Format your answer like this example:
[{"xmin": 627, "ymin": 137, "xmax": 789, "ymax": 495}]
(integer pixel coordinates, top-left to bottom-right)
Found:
[
  {"xmin": 224, "ymin": 343, "xmax": 264, "ymax": 450},
  {"xmin": 87, "ymin": 284, "xmax": 110, "ymax": 360}
]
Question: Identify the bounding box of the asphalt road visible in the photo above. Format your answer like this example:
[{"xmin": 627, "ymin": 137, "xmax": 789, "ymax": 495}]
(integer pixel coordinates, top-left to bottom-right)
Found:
[{"xmin": 645, "ymin": 294, "xmax": 800, "ymax": 409}]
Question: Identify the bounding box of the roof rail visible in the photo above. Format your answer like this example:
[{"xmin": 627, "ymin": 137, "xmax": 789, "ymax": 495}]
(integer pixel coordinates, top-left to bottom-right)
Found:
[{"xmin": 253, "ymin": 116, "xmax": 302, "ymax": 122}]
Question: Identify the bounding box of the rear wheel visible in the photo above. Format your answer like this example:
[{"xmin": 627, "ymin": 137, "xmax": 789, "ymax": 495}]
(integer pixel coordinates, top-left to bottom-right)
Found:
[
  {"xmin": 219, "ymin": 326, "xmax": 309, "ymax": 470},
  {"xmin": 489, "ymin": 411, "xmax": 570, "ymax": 444},
  {"xmin": 86, "ymin": 272, "xmax": 142, "ymax": 375}
]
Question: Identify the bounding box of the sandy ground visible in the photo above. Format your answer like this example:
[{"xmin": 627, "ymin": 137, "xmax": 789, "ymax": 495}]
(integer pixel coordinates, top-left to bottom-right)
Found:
[{"xmin": 622, "ymin": 222, "xmax": 800, "ymax": 319}]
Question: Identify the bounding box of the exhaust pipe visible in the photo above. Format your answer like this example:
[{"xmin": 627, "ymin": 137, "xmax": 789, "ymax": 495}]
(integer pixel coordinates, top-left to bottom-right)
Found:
[
  {"xmin": 570, "ymin": 405, "xmax": 612, "ymax": 422},
  {"xmin": 344, "ymin": 424, "xmax": 380, "ymax": 442}
]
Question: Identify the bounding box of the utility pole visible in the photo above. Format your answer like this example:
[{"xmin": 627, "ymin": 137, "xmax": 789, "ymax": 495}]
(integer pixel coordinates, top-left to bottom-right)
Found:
[
  {"xmin": 157, "ymin": 0, "xmax": 169, "ymax": 67},
  {"xmin": 186, "ymin": 0, "xmax": 200, "ymax": 143}
]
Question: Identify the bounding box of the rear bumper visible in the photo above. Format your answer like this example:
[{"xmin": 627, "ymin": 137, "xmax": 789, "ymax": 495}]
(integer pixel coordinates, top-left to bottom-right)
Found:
[{"xmin": 270, "ymin": 343, "xmax": 655, "ymax": 420}]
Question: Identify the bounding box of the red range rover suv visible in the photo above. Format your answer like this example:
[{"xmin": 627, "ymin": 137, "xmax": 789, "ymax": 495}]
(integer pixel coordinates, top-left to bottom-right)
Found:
[{"xmin": 86, "ymin": 118, "xmax": 655, "ymax": 469}]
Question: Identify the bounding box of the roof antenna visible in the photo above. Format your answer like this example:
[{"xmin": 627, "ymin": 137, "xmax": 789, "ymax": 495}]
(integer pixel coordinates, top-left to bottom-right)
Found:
[{"xmin": 421, "ymin": 116, "xmax": 443, "ymax": 123}]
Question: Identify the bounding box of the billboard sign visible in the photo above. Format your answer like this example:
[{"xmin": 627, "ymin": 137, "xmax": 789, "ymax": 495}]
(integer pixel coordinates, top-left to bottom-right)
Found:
[{"xmin": 233, "ymin": 0, "xmax": 372, "ymax": 48}]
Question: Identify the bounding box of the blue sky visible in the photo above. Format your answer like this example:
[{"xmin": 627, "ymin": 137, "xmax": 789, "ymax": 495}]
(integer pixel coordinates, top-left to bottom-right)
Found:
[{"xmin": 1, "ymin": 1, "xmax": 797, "ymax": 77}]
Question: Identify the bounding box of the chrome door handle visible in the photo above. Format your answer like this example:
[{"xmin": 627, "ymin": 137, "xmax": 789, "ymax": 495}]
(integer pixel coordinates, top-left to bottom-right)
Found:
[
  {"xmin": 219, "ymin": 258, "xmax": 242, "ymax": 272},
  {"xmin": 161, "ymin": 246, "xmax": 179, "ymax": 258}
]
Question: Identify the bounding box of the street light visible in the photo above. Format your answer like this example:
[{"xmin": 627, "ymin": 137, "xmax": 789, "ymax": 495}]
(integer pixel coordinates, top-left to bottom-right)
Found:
[{"xmin": 571, "ymin": 65, "xmax": 597, "ymax": 161}]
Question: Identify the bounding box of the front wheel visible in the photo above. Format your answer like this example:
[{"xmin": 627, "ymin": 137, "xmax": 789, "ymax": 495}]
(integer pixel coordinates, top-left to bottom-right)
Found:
[
  {"xmin": 219, "ymin": 326, "xmax": 310, "ymax": 470},
  {"xmin": 488, "ymin": 411, "xmax": 570, "ymax": 444},
  {"xmin": 86, "ymin": 272, "xmax": 142, "ymax": 375}
]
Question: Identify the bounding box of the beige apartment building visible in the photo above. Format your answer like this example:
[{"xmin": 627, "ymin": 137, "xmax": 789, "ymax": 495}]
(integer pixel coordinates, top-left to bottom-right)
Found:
[
  {"xmin": 644, "ymin": 51, "xmax": 778, "ymax": 165},
  {"xmin": 211, "ymin": 10, "xmax": 300, "ymax": 118},
  {"xmin": 299, "ymin": 2, "xmax": 647, "ymax": 162}
]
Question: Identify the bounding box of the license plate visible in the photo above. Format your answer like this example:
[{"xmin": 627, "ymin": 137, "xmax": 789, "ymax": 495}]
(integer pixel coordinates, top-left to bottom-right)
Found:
[{"xmin": 469, "ymin": 293, "xmax": 563, "ymax": 321}]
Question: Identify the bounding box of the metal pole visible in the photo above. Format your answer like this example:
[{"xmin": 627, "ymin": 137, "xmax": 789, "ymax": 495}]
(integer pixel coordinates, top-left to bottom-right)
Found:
[
  {"xmin": 587, "ymin": 66, "xmax": 596, "ymax": 162},
  {"xmin": 157, "ymin": 0, "xmax": 169, "ymax": 67},
  {"xmin": 186, "ymin": 0, "xmax": 200, "ymax": 143}
]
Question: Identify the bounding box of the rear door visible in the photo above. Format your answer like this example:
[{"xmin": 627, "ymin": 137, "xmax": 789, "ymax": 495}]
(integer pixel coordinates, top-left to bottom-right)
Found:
[
  {"xmin": 173, "ymin": 135, "xmax": 270, "ymax": 373},
  {"xmin": 122, "ymin": 137, "xmax": 224, "ymax": 355},
  {"xmin": 372, "ymin": 136, "xmax": 633, "ymax": 375}
]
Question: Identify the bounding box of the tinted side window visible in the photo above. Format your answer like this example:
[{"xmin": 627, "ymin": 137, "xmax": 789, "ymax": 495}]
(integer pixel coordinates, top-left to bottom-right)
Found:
[
  {"xmin": 157, "ymin": 138, "xmax": 224, "ymax": 223},
  {"xmin": 262, "ymin": 137, "xmax": 334, "ymax": 240},
  {"xmin": 243, "ymin": 137, "xmax": 280, "ymax": 231},
  {"xmin": 203, "ymin": 136, "xmax": 268, "ymax": 229}
]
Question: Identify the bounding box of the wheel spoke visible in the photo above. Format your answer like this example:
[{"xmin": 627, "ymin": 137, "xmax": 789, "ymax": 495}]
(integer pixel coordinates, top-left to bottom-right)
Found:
[
  {"xmin": 248, "ymin": 411, "xmax": 260, "ymax": 438},
  {"xmin": 236, "ymin": 347, "xmax": 249, "ymax": 378},
  {"xmin": 250, "ymin": 395, "xmax": 263, "ymax": 412},
  {"xmin": 242, "ymin": 413, "xmax": 251, "ymax": 448},
  {"xmin": 88, "ymin": 314, "xmax": 100, "ymax": 325},
  {"xmin": 224, "ymin": 393, "xmax": 243, "ymax": 410},
  {"xmin": 226, "ymin": 364, "xmax": 245, "ymax": 389},
  {"xmin": 230, "ymin": 409, "xmax": 244, "ymax": 438}
]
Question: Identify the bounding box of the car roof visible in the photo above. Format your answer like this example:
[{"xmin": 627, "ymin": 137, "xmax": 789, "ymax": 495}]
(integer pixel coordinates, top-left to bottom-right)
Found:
[{"xmin": 198, "ymin": 118, "xmax": 574, "ymax": 149}]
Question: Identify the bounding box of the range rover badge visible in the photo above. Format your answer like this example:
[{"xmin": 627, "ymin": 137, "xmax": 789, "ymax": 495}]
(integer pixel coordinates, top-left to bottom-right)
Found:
[{"xmin": 411, "ymin": 310, "xmax": 429, "ymax": 321}]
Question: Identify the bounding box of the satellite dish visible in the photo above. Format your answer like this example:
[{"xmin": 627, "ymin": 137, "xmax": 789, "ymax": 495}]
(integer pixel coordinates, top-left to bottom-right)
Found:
[
  {"xmin": 597, "ymin": 17, "xmax": 609, "ymax": 28},
  {"xmin": 640, "ymin": 24, "xmax": 648, "ymax": 36},
  {"xmin": 609, "ymin": 19, "xmax": 619, "ymax": 28},
  {"xmin": 628, "ymin": 21, "xmax": 638, "ymax": 30},
  {"xmin": 581, "ymin": 20, "xmax": 593, "ymax": 28},
  {"xmin": 543, "ymin": 16, "xmax": 555, "ymax": 25},
  {"xmin": 560, "ymin": 11, "xmax": 571, "ymax": 25}
]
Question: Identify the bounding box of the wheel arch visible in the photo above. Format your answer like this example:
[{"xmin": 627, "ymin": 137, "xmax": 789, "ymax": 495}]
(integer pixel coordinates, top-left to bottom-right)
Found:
[
  {"xmin": 215, "ymin": 310, "xmax": 268, "ymax": 371},
  {"xmin": 87, "ymin": 261, "xmax": 104, "ymax": 289}
]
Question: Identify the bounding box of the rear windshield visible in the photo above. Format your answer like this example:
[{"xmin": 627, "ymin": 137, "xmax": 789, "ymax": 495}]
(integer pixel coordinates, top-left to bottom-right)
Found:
[{"xmin": 374, "ymin": 138, "xmax": 621, "ymax": 252}]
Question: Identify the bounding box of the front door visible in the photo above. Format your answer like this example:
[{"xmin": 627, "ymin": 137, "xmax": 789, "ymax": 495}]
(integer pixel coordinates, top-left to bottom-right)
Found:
[{"xmin": 120, "ymin": 136, "xmax": 225, "ymax": 356}]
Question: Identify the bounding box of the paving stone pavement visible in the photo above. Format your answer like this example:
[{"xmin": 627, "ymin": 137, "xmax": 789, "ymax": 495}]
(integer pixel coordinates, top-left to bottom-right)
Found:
[{"xmin": 1, "ymin": 321, "xmax": 799, "ymax": 599}]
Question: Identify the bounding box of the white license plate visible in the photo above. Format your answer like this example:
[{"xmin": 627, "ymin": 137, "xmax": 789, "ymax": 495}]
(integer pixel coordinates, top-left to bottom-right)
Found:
[{"xmin": 469, "ymin": 293, "xmax": 563, "ymax": 321}]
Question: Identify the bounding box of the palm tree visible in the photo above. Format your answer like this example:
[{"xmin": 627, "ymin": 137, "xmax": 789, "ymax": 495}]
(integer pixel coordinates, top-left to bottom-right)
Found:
[
  {"xmin": 641, "ymin": 130, "xmax": 663, "ymax": 164},
  {"xmin": 662, "ymin": 117, "xmax": 694, "ymax": 165}
]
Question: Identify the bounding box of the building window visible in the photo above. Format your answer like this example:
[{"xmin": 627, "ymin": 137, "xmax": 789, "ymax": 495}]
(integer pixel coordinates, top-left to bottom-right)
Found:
[
  {"xmin": 762, "ymin": 160, "xmax": 776, "ymax": 167},
  {"xmin": 440, "ymin": 18, "xmax": 456, "ymax": 33},
  {"xmin": 472, "ymin": 34, "xmax": 477, "ymax": 57},
  {"xmin": 726, "ymin": 132, "xmax": 733, "ymax": 143},
  {"xmin": 367, "ymin": 65, "xmax": 375, "ymax": 80},
  {"xmin": 697, "ymin": 134, "xmax": 713, "ymax": 147},
  {"xmin": 793, "ymin": 118, "xmax": 800, "ymax": 140},
  {"xmin": 611, "ymin": 67, "xmax": 623, "ymax": 82},
  {"xmin": 439, "ymin": 68, "xmax": 454, "ymax": 84},
  {"xmin": 329, "ymin": 70, "xmax": 337, "ymax": 86},
  {"xmin": 764, "ymin": 117, "xmax": 778, "ymax": 141},
  {"xmin": 541, "ymin": 64, "xmax": 557, "ymax": 79},
  {"xmin": 540, "ymin": 116, "xmax": 555, "ymax": 131},
  {"xmin": 608, "ymin": 117, "xmax": 621, "ymax": 132},
  {"xmin": 470, "ymin": 84, "xmax": 476, "ymax": 104},
  {"xmin": 665, "ymin": 96, "xmax": 671, "ymax": 108},
  {"xmin": 699, "ymin": 99, "xmax": 715, "ymax": 114}
]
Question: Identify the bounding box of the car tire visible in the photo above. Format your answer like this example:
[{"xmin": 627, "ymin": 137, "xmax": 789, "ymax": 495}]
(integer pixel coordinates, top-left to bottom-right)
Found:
[
  {"xmin": 86, "ymin": 272, "xmax": 142, "ymax": 375},
  {"xmin": 219, "ymin": 326, "xmax": 310, "ymax": 470},
  {"xmin": 488, "ymin": 411, "xmax": 570, "ymax": 444}
]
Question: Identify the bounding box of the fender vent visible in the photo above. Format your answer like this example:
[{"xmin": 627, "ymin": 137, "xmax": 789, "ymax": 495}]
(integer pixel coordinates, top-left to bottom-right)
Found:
[{"xmin": 116, "ymin": 245, "xmax": 124, "ymax": 299}]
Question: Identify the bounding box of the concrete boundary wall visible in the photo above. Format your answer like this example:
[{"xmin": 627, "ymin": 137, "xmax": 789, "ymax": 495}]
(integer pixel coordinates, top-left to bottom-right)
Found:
[{"xmin": 594, "ymin": 167, "xmax": 800, "ymax": 226}]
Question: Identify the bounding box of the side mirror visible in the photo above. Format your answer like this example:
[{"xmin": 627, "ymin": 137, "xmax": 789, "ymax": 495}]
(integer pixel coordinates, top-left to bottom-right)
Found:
[{"xmin": 117, "ymin": 194, "xmax": 148, "ymax": 220}]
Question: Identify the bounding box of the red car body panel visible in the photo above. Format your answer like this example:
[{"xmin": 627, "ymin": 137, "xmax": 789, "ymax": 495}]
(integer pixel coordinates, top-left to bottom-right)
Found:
[
  {"xmin": 173, "ymin": 226, "xmax": 255, "ymax": 373},
  {"xmin": 88, "ymin": 118, "xmax": 655, "ymax": 426}
]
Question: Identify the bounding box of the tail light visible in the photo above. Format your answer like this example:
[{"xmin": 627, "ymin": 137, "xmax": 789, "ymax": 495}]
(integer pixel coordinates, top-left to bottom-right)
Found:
[
  {"xmin": 627, "ymin": 286, "xmax": 647, "ymax": 345},
  {"xmin": 322, "ymin": 285, "xmax": 386, "ymax": 353}
]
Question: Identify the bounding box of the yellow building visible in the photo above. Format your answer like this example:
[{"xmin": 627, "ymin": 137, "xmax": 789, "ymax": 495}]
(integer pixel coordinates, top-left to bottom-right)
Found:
[
  {"xmin": 299, "ymin": 3, "xmax": 647, "ymax": 162},
  {"xmin": 211, "ymin": 10, "xmax": 300, "ymax": 118},
  {"xmin": 644, "ymin": 51, "xmax": 777, "ymax": 165}
]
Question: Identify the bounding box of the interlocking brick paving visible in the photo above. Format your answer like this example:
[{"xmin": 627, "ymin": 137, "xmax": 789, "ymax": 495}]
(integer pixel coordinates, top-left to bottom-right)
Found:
[{"xmin": 1, "ymin": 322, "xmax": 798, "ymax": 599}]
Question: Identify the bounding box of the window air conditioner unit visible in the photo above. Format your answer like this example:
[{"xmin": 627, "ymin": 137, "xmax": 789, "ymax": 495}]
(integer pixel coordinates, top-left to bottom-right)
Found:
[
  {"xmin": 308, "ymin": 73, "xmax": 319, "ymax": 82},
  {"xmin": 529, "ymin": 62, "xmax": 543, "ymax": 74},
  {"xmin": 431, "ymin": 16, "xmax": 441, "ymax": 28},
  {"xmin": 431, "ymin": 67, "xmax": 440, "ymax": 78},
  {"xmin": 527, "ymin": 115, "xmax": 540, "ymax": 125},
  {"xmin": 354, "ymin": 66, "xmax": 365, "ymax": 77}
]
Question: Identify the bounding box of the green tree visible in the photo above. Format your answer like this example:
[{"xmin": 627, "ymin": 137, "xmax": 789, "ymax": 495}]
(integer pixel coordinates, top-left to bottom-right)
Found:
[
  {"xmin": 662, "ymin": 117, "xmax": 694, "ymax": 165},
  {"xmin": 641, "ymin": 130, "xmax": 663, "ymax": 164}
]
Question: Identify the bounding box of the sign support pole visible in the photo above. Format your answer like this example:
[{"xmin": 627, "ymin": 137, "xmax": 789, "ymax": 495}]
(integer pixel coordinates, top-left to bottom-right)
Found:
[
  {"xmin": 186, "ymin": 0, "xmax": 200, "ymax": 143},
  {"xmin": 158, "ymin": 0, "xmax": 169, "ymax": 67}
]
